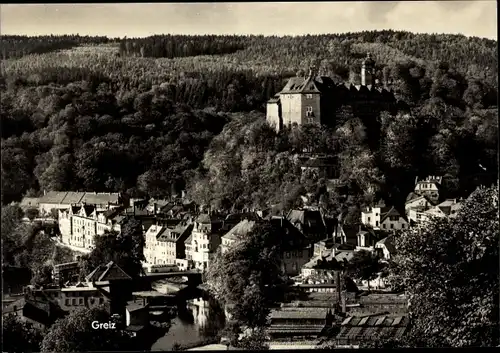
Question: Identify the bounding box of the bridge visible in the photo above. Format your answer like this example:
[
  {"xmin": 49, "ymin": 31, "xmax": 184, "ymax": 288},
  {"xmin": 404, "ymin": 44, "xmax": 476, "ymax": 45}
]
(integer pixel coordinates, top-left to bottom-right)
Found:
[{"xmin": 142, "ymin": 271, "xmax": 203, "ymax": 286}]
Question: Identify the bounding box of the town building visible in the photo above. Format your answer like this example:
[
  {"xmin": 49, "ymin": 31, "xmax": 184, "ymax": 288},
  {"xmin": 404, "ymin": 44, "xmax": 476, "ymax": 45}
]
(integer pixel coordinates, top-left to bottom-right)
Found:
[
  {"xmin": 361, "ymin": 204, "xmax": 408, "ymax": 231},
  {"xmin": 15, "ymin": 261, "xmax": 133, "ymax": 330},
  {"xmin": 2, "ymin": 297, "xmax": 60, "ymax": 330},
  {"xmin": 52, "ymin": 261, "xmax": 80, "ymax": 286},
  {"xmin": 422, "ymin": 198, "xmax": 463, "ymax": 220},
  {"xmin": 219, "ymin": 216, "xmax": 313, "ymax": 277},
  {"xmin": 334, "ymin": 314, "xmax": 409, "ymax": 348},
  {"xmin": 405, "ymin": 193, "xmax": 435, "ymax": 224},
  {"xmin": 300, "ymin": 155, "xmax": 339, "ymax": 180},
  {"xmin": 287, "ymin": 208, "xmax": 328, "ymax": 243},
  {"xmin": 220, "ymin": 219, "xmax": 260, "ymax": 254},
  {"xmin": 270, "ymin": 216, "xmax": 314, "ymax": 276},
  {"xmin": 143, "ymin": 221, "xmax": 193, "ymax": 266},
  {"xmin": 58, "ymin": 205, "xmax": 124, "ymax": 250},
  {"xmin": 19, "ymin": 197, "xmax": 40, "ymax": 211},
  {"xmin": 356, "ymin": 226, "xmax": 388, "ymax": 249},
  {"xmin": 266, "ymin": 53, "xmax": 397, "ymax": 132},
  {"xmin": 185, "ymin": 214, "xmax": 224, "ymax": 272},
  {"xmin": 38, "ymin": 191, "xmax": 124, "ymax": 216},
  {"xmin": 375, "ymin": 235, "xmax": 396, "ymax": 260},
  {"xmin": 413, "ymin": 176, "xmax": 443, "ymax": 204}
]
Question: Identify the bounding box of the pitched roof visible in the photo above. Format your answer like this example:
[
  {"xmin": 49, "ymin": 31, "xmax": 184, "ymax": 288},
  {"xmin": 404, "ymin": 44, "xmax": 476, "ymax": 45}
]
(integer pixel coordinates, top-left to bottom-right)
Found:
[
  {"xmin": 334, "ymin": 224, "xmax": 358, "ymax": 246},
  {"xmin": 81, "ymin": 192, "xmax": 120, "ymax": 205},
  {"xmin": 280, "ymin": 74, "xmax": 337, "ymax": 94},
  {"xmin": 38, "ymin": 191, "xmax": 68, "ymax": 204},
  {"xmin": 225, "ymin": 212, "xmax": 261, "ymax": 222},
  {"xmin": 302, "ymin": 255, "xmax": 322, "ymax": 269},
  {"xmin": 287, "ymin": 209, "xmax": 326, "ymax": 234},
  {"xmin": 20, "ymin": 197, "xmax": 40, "ymax": 207},
  {"xmin": 70, "ymin": 205, "xmax": 82, "ymax": 214},
  {"xmin": 158, "ymin": 223, "xmax": 193, "ymax": 242},
  {"xmin": 270, "ymin": 308, "xmax": 329, "ymax": 320},
  {"xmin": 126, "ymin": 301, "xmax": 148, "ymax": 312},
  {"xmin": 61, "ymin": 192, "xmax": 86, "ymax": 204},
  {"xmin": 82, "ymin": 205, "xmax": 96, "ymax": 217},
  {"xmin": 270, "ymin": 217, "xmax": 308, "ymax": 249},
  {"xmin": 376, "ymin": 235, "xmax": 396, "ymax": 254},
  {"xmin": 222, "ymin": 220, "xmax": 259, "ymax": 241},
  {"xmin": 335, "ymin": 251, "xmax": 355, "ymax": 262},
  {"xmin": 267, "ymin": 94, "xmax": 280, "ymax": 104},
  {"xmin": 196, "ymin": 213, "xmax": 220, "ymax": 224},
  {"xmin": 86, "ymin": 261, "xmax": 132, "ymax": 282},
  {"xmin": 405, "ymin": 192, "xmax": 420, "ymax": 203},
  {"xmin": 379, "ymin": 206, "xmax": 406, "ymax": 223}
]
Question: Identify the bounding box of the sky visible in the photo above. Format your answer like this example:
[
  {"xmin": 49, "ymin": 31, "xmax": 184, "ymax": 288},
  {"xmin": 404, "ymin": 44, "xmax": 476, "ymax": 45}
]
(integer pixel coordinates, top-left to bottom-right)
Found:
[{"xmin": 0, "ymin": 1, "xmax": 497, "ymax": 40}]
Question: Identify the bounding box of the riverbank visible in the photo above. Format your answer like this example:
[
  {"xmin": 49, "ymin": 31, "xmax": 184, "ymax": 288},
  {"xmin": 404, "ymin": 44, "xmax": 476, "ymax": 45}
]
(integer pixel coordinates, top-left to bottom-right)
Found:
[{"xmin": 186, "ymin": 341, "xmax": 319, "ymax": 350}]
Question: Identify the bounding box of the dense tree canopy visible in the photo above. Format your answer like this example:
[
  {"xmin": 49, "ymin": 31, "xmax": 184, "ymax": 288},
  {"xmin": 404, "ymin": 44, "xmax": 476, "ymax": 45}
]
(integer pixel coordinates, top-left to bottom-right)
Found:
[
  {"xmin": 2, "ymin": 315, "xmax": 44, "ymax": 353},
  {"xmin": 206, "ymin": 222, "xmax": 287, "ymax": 329},
  {"xmin": 1, "ymin": 31, "xmax": 497, "ymax": 208},
  {"xmin": 389, "ymin": 185, "xmax": 499, "ymax": 347},
  {"xmin": 40, "ymin": 306, "xmax": 133, "ymax": 352},
  {"xmin": 78, "ymin": 217, "xmax": 145, "ymax": 279}
]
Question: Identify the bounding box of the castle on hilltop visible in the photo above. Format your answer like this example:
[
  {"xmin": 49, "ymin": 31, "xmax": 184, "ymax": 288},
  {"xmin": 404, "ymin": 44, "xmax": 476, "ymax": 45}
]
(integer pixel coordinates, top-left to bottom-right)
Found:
[{"xmin": 266, "ymin": 53, "xmax": 398, "ymax": 132}]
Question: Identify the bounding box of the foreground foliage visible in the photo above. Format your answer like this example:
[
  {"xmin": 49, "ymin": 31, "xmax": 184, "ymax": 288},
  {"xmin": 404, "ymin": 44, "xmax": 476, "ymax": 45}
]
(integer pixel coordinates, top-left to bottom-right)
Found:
[
  {"xmin": 390, "ymin": 185, "xmax": 499, "ymax": 347},
  {"xmin": 40, "ymin": 306, "xmax": 133, "ymax": 352},
  {"xmin": 2, "ymin": 315, "xmax": 44, "ymax": 353},
  {"xmin": 78, "ymin": 217, "xmax": 145, "ymax": 279},
  {"xmin": 206, "ymin": 223, "xmax": 286, "ymax": 329}
]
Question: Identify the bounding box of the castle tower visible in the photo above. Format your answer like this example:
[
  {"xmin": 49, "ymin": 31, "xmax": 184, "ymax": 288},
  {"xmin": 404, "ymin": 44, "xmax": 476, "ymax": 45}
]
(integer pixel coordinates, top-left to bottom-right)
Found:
[{"xmin": 361, "ymin": 53, "xmax": 375, "ymax": 86}]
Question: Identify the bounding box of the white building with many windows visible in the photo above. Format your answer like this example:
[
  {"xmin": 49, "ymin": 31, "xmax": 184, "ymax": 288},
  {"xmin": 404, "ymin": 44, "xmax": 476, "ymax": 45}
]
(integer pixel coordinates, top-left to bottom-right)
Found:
[
  {"xmin": 185, "ymin": 214, "xmax": 223, "ymax": 272},
  {"xmin": 59, "ymin": 205, "xmax": 123, "ymax": 250}
]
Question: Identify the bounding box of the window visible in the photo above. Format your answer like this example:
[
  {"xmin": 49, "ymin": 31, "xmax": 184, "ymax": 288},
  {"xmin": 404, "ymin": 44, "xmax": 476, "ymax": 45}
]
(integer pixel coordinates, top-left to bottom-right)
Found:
[
  {"xmin": 307, "ymin": 117, "xmax": 314, "ymax": 124},
  {"xmin": 383, "ymin": 224, "xmax": 386, "ymax": 229},
  {"xmin": 72, "ymin": 299, "xmax": 76, "ymax": 305},
  {"xmin": 402, "ymin": 224, "xmax": 405, "ymax": 229},
  {"xmin": 376, "ymin": 221, "xmax": 379, "ymax": 226},
  {"xmin": 65, "ymin": 299, "xmax": 70, "ymax": 306},
  {"xmin": 306, "ymin": 106, "xmax": 313, "ymax": 112},
  {"xmin": 99, "ymin": 298, "xmax": 104, "ymax": 304},
  {"xmin": 306, "ymin": 94, "xmax": 313, "ymax": 99},
  {"xmin": 390, "ymin": 223, "xmax": 394, "ymax": 229},
  {"xmin": 79, "ymin": 298, "xmax": 84, "ymax": 305},
  {"xmin": 368, "ymin": 217, "xmax": 371, "ymax": 222}
]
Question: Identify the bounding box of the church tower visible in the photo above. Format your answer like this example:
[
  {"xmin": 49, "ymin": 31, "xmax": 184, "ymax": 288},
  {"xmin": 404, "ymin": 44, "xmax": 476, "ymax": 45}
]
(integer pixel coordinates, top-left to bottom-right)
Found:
[{"xmin": 361, "ymin": 53, "xmax": 375, "ymax": 86}]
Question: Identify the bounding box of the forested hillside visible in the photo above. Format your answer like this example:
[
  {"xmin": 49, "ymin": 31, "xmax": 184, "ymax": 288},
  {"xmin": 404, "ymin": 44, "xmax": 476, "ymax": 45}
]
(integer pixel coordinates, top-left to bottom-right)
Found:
[
  {"xmin": 1, "ymin": 35, "xmax": 112, "ymax": 60},
  {"xmin": 1, "ymin": 31, "xmax": 498, "ymax": 213}
]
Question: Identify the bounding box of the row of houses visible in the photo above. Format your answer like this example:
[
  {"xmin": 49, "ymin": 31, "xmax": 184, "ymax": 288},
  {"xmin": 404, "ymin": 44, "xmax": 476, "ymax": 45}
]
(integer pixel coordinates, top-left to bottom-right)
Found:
[
  {"xmin": 40, "ymin": 175, "xmax": 466, "ymax": 277},
  {"xmin": 3, "ymin": 261, "xmax": 148, "ymax": 334}
]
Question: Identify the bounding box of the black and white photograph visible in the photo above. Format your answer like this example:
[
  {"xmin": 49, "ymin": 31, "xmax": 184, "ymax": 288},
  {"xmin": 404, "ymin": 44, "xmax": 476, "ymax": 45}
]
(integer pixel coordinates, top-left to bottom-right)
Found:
[{"xmin": 1, "ymin": 1, "xmax": 498, "ymax": 351}]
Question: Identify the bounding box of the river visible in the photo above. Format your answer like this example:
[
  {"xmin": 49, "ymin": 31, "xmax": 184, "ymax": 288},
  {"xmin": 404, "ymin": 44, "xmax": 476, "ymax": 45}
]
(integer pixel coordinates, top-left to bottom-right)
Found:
[{"xmin": 150, "ymin": 287, "xmax": 226, "ymax": 351}]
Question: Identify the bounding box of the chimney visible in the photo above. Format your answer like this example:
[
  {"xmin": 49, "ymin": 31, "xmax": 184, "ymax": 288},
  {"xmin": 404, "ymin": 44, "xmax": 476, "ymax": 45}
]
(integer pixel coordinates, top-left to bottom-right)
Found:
[
  {"xmin": 308, "ymin": 65, "xmax": 315, "ymax": 78},
  {"xmin": 341, "ymin": 290, "xmax": 347, "ymax": 314},
  {"xmin": 335, "ymin": 270, "xmax": 342, "ymax": 305},
  {"xmin": 415, "ymin": 176, "xmax": 418, "ymax": 185}
]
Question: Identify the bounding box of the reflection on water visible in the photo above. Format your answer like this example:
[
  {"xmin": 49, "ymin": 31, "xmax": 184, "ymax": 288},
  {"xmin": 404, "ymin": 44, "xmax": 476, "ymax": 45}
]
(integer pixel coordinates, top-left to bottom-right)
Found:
[{"xmin": 151, "ymin": 291, "xmax": 226, "ymax": 351}]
